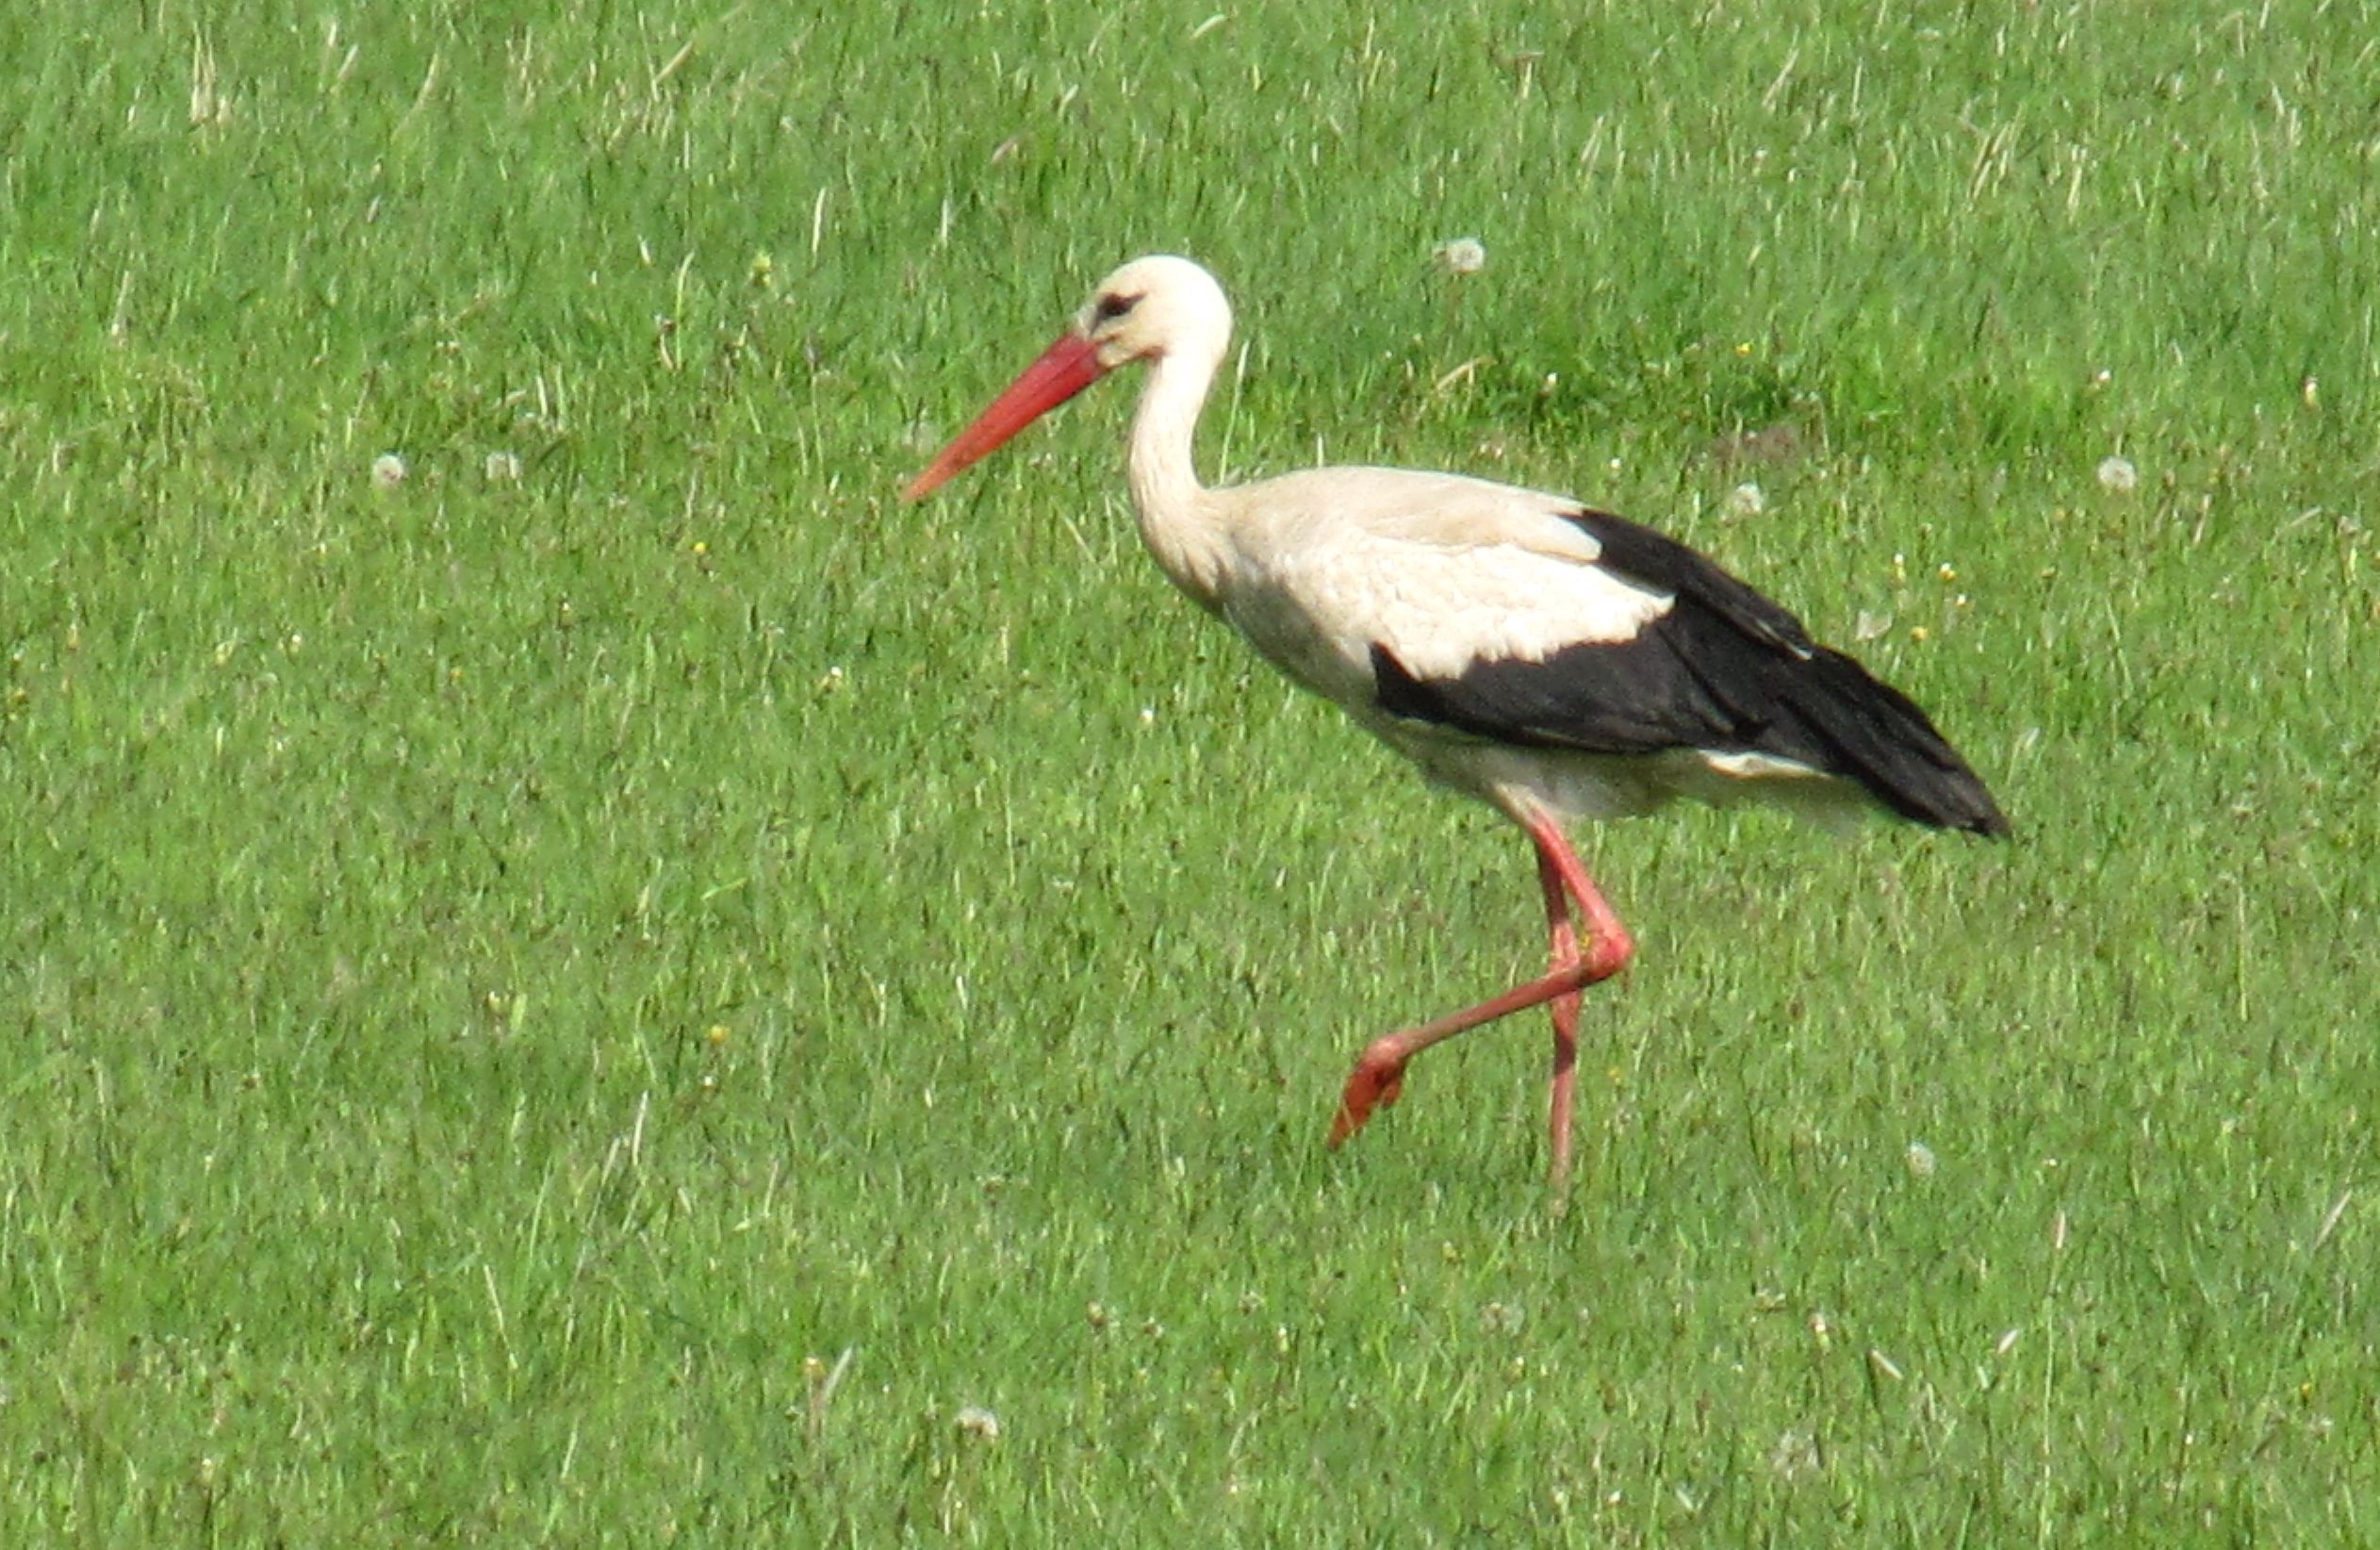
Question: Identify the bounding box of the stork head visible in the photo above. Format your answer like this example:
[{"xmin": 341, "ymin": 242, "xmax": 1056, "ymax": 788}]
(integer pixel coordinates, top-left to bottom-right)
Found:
[
  {"xmin": 1072, "ymin": 255, "xmax": 1233, "ymax": 374},
  {"xmin": 903, "ymin": 255, "xmax": 1232, "ymax": 501}
]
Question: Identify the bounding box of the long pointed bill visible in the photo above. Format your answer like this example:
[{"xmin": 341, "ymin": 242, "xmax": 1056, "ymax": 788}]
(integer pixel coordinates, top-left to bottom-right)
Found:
[{"xmin": 902, "ymin": 333, "xmax": 1107, "ymax": 501}]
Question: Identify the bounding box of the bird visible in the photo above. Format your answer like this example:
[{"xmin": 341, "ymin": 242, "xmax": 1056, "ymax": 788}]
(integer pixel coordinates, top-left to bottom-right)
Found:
[{"xmin": 903, "ymin": 255, "xmax": 2008, "ymax": 1191}]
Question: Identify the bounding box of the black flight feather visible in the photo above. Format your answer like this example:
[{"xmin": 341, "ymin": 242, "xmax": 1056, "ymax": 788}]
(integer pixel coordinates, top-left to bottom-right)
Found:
[{"xmin": 1371, "ymin": 509, "xmax": 2010, "ymax": 837}]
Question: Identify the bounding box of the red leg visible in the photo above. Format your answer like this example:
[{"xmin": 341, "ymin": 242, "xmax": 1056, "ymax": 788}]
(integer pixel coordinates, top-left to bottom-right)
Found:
[
  {"xmin": 1331, "ymin": 808, "xmax": 1634, "ymax": 1187},
  {"xmin": 1539, "ymin": 847, "xmax": 1584, "ymax": 1194}
]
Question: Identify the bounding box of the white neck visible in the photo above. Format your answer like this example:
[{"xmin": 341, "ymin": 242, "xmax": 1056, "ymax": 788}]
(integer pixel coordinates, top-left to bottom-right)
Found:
[{"xmin": 1124, "ymin": 347, "xmax": 1231, "ymax": 611}]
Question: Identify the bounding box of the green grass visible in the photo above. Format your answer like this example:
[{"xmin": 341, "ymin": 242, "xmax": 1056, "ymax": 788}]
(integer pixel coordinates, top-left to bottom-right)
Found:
[{"xmin": 4, "ymin": 0, "xmax": 2377, "ymax": 1542}]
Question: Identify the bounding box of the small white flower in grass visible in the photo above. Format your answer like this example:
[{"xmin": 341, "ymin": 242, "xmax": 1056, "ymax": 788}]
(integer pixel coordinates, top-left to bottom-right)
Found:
[
  {"xmin": 1721, "ymin": 481, "xmax": 1766, "ymax": 521},
  {"xmin": 370, "ymin": 453, "xmax": 407, "ymax": 489},
  {"xmin": 1432, "ymin": 237, "xmax": 1486, "ymax": 275},
  {"xmin": 2096, "ymin": 454, "xmax": 2138, "ymax": 495},
  {"xmin": 1768, "ymin": 1428, "xmax": 1821, "ymax": 1481},
  {"xmin": 484, "ymin": 450, "xmax": 522, "ymax": 483},
  {"xmin": 953, "ymin": 1405, "xmax": 1001, "ymax": 1443},
  {"xmin": 1905, "ymin": 1140, "xmax": 1937, "ymax": 1179}
]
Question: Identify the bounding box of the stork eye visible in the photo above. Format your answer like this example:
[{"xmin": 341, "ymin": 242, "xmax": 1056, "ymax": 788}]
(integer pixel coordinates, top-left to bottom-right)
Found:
[{"xmin": 1092, "ymin": 291, "xmax": 1141, "ymax": 323}]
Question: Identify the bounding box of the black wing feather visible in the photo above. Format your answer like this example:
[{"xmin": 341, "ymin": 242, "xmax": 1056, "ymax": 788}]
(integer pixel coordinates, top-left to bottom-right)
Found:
[{"xmin": 1371, "ymin": 508, "xmax": 2010, "ymax": 837}]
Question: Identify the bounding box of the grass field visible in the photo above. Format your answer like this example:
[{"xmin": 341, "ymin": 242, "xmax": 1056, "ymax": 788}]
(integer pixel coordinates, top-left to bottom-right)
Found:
[{"xmin": 4, "ymin": 1, "xmax": 2376, "ymax": 1542}]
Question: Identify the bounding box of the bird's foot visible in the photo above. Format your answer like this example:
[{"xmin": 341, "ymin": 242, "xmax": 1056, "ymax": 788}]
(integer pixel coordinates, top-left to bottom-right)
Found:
[{"xmin": 1328, "ymin": 1047, "xmax": 1408, "ymax": 1147}]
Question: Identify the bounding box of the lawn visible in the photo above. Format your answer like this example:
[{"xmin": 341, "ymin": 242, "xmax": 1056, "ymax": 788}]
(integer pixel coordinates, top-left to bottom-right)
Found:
[{"xmin": 2, "ymin": 0, "xmax": 2374, "ymax": 1542}]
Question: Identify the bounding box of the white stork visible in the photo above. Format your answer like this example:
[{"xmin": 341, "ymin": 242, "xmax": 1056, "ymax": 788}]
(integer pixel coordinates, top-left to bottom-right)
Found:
[{"xmin": 904, "ymin": 255, "xmax": 2008, "ymax": 1191}]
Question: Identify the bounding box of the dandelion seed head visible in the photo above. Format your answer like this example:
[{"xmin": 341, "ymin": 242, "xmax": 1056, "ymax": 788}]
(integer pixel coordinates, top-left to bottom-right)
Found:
[
  {"xmin": 1905, "ymin": 1140, "xmax": 1938, "ymax": 1179},
  {"xmin": 370, "ymin": 453, "xmax": 407, "ymax": 489},
  {"xmin": 953, "ymin": 1405, "xmax": 1001, "ymax": 1442},
  {"xmin": 2096, "ymin": 454, "xmax": 2139, "ymax": 494},
  {"xmin": 1432, "ymin": 237, "xmax": 1486, "ymax": 275},
  {"xmin": 1721, "ymin": 482, "xmax": 1766, "ymax": 521}
]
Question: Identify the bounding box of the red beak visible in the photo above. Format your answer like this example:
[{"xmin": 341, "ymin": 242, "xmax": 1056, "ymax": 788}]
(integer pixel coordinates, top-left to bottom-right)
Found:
[{"xmin": 902, "ymin": 333, "xmax": 1108, "ymax": 501}]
